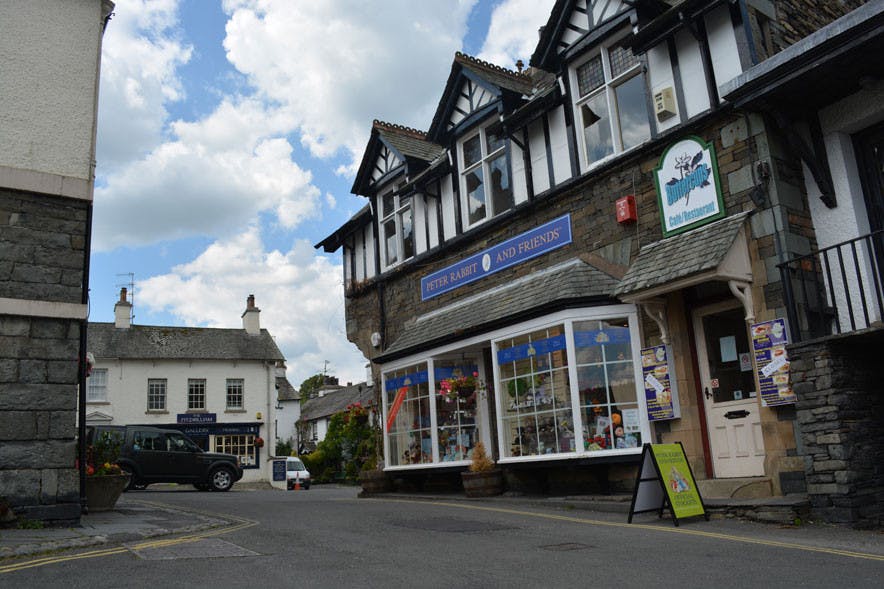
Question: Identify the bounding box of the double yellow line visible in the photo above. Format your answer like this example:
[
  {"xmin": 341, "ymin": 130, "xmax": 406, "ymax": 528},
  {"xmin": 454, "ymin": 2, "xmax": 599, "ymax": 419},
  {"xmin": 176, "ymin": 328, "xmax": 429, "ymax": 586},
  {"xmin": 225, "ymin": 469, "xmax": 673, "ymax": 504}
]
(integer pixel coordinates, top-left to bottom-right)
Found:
[{"xmin": 0, "ymin": 501, "xmax": 257, "ymax": 574}]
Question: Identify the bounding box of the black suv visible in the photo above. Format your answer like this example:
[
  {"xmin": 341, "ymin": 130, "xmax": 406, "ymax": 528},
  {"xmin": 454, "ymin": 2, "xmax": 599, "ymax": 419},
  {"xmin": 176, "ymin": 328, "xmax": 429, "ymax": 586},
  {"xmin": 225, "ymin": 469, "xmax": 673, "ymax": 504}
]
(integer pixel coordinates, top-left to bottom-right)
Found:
[{"xmin": 87, "ymin": 425, "xmax": 244, "ymax": 492}]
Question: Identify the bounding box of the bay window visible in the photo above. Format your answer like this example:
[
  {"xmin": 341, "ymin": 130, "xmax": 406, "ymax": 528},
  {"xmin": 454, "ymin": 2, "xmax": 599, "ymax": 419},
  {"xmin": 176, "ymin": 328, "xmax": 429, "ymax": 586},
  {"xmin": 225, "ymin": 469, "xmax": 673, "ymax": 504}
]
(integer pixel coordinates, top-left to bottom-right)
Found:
[
  {"xmin": 572, "ymin": 42, "xmax": 651, "ymax": 169},
  {"xmin": 380, "ymin": 188, "xmax": 413, "ymax": 269},
  {"xmin": 384, "ymin": 363, "xmax": 432, "ymax": 466},
  {"xmin": 459, "ymin": 125, "xmax": 513, "ymax": 228}
]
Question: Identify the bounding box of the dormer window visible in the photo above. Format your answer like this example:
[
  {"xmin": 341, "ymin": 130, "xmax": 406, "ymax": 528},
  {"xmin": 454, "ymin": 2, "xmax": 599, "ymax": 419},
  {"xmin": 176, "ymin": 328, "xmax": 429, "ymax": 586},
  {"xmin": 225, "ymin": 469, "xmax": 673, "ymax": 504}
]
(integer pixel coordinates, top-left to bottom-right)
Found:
[
  {"xmin": 572, "ymin": 41, "xmax": 651, "ymax": 170},
  {"xmin": 380, "ymin": 187, "xmax": 413, "ymax": 270},
  {"xmin": 459, "ymin": 124, "xmax": 513, "ymax": 229}
]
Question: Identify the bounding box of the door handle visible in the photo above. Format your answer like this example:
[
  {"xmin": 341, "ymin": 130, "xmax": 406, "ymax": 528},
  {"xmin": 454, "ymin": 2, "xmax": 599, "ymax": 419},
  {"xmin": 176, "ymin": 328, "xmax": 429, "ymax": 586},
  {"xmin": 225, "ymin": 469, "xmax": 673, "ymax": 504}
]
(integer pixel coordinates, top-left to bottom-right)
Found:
[{"xmin": 704, "ymin": 387, "xmax": 712, "ymax": 400}]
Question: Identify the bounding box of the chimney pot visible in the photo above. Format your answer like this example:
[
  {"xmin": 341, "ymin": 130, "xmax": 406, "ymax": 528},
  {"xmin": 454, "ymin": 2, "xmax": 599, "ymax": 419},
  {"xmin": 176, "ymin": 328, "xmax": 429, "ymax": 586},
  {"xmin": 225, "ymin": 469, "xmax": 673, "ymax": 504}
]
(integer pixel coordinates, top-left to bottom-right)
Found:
[
  {"xmin": 119, "ymin": 287, "xmax": 127, "ymax": 302},
  {"xmin": 247, "ymin": 294, "xmax": 255, "ymax": 309}
]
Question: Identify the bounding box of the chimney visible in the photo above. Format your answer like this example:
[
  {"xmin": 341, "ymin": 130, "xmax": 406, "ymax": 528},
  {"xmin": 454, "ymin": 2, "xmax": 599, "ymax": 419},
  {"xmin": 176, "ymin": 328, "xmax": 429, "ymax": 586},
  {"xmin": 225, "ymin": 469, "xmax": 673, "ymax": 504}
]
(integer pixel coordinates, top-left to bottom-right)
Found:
[
  {"xmin": 242, "ymin": 294, "xmax": 261, "ymax": 335},
  {"xmin": 114, "ymin": 287, "xmax": 132, "ymax": 329}
]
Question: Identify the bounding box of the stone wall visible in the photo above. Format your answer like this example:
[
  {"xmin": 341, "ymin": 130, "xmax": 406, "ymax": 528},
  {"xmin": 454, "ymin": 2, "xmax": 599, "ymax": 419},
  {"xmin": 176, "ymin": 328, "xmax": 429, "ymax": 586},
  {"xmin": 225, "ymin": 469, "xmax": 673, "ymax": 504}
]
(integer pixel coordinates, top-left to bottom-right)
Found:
[
  {"xmin": 0, "ymin": 188, "xmax": 87, "ymax": 523},
  {"xmin": 789, "ymin": 328, "xmax": 884, "ymax": 527}
]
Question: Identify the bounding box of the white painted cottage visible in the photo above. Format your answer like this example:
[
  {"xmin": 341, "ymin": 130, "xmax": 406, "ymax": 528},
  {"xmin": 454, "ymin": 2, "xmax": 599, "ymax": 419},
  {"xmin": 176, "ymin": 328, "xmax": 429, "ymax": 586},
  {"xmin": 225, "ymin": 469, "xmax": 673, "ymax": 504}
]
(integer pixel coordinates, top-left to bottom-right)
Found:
[{"xmin": 86, "ymin": 291, "xmax": 293, "ymax": 483}]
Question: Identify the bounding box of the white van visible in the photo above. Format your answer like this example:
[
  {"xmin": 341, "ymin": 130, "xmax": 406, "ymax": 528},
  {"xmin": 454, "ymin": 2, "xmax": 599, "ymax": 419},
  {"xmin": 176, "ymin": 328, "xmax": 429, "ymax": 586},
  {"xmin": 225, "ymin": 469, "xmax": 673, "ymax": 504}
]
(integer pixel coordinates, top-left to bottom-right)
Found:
[{"xmin": 286, "ymin": 457, "xmax": 311, "ymax": 490}]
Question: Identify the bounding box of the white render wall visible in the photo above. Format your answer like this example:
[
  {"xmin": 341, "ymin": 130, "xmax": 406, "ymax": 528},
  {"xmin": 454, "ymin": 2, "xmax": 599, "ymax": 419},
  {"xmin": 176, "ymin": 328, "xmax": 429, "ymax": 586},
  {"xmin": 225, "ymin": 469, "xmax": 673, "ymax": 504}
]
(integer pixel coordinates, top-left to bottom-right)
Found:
[
  {"xmin": 0, "ymin": 0, "xmax": 105, "ymax": 181},
  {"xmin": 88, "ymin": 357, "xmax": 279, "ymax": 483}
]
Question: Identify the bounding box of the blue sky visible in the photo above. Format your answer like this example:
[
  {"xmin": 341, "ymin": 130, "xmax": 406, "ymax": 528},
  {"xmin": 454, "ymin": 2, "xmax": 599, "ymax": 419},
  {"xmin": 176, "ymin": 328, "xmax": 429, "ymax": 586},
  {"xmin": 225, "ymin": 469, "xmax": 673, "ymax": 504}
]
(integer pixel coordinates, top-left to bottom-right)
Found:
[{"xmin": 90, "ymin": 0, "xmax": 556, "ymax": 387}]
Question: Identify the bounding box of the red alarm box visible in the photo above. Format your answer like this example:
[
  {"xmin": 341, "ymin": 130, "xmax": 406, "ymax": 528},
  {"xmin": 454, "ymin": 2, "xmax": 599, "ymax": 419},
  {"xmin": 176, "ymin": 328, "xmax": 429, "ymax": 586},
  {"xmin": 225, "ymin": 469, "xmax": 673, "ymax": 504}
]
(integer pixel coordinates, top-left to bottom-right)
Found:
[{"xmin": 616, "ymin": 195, "xmax": 637, "ymax": 224}]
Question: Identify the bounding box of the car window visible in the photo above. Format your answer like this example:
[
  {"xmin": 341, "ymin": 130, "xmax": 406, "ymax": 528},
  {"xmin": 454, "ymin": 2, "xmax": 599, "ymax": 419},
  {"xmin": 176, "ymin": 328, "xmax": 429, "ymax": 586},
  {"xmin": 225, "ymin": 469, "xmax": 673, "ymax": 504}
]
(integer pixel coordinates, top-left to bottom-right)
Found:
[
  {"xmin": 167, "ymin": 433, "xmax": 193, "ymax": 452},
  {"xmin": 287, "ymin": 460, "xmax": 305, "ymax": 470},
  {"xmin": 135, "ymin": 431, "xmax": 164, "ymax": 451}
]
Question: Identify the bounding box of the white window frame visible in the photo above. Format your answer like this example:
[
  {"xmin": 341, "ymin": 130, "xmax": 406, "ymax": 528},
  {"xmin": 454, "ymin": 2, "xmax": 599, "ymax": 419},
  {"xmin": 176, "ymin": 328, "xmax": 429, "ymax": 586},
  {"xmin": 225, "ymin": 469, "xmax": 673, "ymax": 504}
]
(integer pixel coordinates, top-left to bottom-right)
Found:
[
  {"xmin": 379, "ymin": 305, "xmax": 649, "ymax": 470},
  {"xmin": 379, "ymin": 186, "xmax": 413, "ymax": 270},
  {"xmin": 187, "ymin": 378, "xmax": 206, "ymax": 411},
  {"xmin": 458, "ymin": 122, "xmax": 512, "ymax": 230},
  {"xmin": 226, "ymin": 378, "xmax": 244, "ymax": 410},
  {"xmin": 87, "ymin": 368, "xmax": 108, "ymax": 402},
  {"xmin": 147, "ymin": 378, "xmax": 167, "ymax": 411},
  {"xmin": 570, "ymin": 36, "xmax": 651, "ymax": 171},
  {"xmin": 213, "ymin": 434, "xmax": 256, "ymax": 467}
]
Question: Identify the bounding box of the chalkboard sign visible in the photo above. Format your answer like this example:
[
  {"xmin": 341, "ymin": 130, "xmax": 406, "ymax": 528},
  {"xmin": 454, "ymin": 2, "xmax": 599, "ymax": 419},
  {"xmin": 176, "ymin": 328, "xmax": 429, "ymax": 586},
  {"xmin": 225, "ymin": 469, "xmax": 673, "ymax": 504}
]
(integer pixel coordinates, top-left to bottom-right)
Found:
[
  {"xmin": 272, "ymin": 459, "xmax": 286, "ymax": 482},
  {"xmin": 628, "ymin": 443, "xmax": 708, "ymax": 526}
]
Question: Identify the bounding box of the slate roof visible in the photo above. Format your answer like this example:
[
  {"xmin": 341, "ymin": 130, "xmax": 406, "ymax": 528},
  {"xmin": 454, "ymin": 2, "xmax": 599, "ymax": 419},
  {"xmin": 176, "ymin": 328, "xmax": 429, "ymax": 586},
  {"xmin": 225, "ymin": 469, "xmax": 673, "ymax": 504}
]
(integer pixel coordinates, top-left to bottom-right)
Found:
[
  {"xmin": 299, "ymin": 382, "xmax": 374, "ymax": 422},
  {"xmin": 454, "ymin": 52, "xmax": 535, "ymax": 96},
  {"xmin": 379, "ymin": 258, "xmax": 620, "ymax": 361},
  {"xmin": 614, "ymin": 211, "xmax": 752, "ymax": 298},
  {"xmin": 373, "ymin": 120, "xmax": 445, "ymax": 163},
  {"xmin": 88, "ymin": 323, "xmax": 285, "ymax": 362},
  {"xmin": 276, "ymin": 377, "xmax": 299, "ymax": 402}
]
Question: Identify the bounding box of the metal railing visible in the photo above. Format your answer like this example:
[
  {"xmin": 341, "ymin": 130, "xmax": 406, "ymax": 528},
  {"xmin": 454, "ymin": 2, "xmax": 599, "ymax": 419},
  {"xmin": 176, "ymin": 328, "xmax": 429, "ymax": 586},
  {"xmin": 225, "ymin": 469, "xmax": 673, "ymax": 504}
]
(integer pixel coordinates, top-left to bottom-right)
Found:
[{"xmin": 778, "ymin": 229, "xmax": 884, "ymax": 343}]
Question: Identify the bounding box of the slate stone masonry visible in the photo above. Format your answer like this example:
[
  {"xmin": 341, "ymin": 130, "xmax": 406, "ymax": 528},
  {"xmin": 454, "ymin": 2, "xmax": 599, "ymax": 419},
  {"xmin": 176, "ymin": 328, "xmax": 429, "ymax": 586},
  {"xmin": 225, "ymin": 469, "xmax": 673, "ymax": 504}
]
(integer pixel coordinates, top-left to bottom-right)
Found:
[
  {"xmin": 789, "ymin": 329, "xmax": 884, "ymax": 527},
  {"xmin": 0, "ymin": 188, "xmax": 87, "ymax": 523}
]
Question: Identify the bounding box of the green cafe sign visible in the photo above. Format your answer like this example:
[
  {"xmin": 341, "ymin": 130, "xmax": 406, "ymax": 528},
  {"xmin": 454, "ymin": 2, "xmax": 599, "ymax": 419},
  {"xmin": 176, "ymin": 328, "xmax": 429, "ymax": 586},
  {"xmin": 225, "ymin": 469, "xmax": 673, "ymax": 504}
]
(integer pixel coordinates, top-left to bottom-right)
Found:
[{"xmin": 654, "ymin": 136, "xmax": 725, "ymax": 237}]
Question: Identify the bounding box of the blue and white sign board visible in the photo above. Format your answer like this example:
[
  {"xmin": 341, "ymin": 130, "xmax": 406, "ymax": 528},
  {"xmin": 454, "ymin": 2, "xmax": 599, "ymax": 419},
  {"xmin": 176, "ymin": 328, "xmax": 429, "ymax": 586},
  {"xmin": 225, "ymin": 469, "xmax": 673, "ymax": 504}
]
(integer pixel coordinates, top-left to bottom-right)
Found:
[
  {"xmin": 654, "ymin": 136, "xmax": 725, "ymax": 237},
  {"xmin": 177, "ymin": 413, "xmax": 217, "ymax": 424},
  {"xmin": 421, "ymin": 215, "xmax": 572, "ymax": 300}
]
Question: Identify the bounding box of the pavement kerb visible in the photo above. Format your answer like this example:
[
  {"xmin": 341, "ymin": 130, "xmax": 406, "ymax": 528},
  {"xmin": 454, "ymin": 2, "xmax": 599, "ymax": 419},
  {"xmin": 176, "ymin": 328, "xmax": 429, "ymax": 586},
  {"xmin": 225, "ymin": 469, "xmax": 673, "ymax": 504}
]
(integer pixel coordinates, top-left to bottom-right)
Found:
[{"xmin": 0, "ymin": 498, "xmax": 237, "ymax": 561}]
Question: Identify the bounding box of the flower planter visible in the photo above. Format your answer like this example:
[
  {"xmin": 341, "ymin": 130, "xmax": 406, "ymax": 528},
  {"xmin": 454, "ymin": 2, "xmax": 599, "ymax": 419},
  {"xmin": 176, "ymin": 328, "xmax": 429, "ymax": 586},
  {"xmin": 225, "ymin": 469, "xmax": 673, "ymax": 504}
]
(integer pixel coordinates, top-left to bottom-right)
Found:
[
  {"xmin": 85, "ymin": 474, "xmax": 130, "ymax": 512},
  {"xmin": 461, "ymin": 469, "xmax": 504, "ymax": 497},
  {"xmin": 359, "ymin": 469, "xmax": 391, "ymax": 494}
]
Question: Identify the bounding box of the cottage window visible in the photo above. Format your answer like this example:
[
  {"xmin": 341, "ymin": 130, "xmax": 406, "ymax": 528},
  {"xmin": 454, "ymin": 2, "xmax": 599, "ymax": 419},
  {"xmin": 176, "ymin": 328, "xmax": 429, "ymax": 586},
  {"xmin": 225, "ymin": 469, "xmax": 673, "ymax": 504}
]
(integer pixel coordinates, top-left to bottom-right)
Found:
[
  {"xmin": 214, "ymin": 434, "xmax": 256, "ymax": 467},
  {"xmin": 572, "ymin": 42, "xmax": 650, "ymax": 169},
  {"xmin": 380, "ymin": 187, "xmax": 413, "ymax": 270},
  {"xmin": 188, "ymin": 378, "xmax": 206, "ymax": 411},
  {"xmin": 147, "ymin": 378, "xmax": 167, "ymax": 411},
  {"xmin": 459, "ymin": 124, "xmax": 513, "ymax": 228},
  {"xmin": 87, "ymin": 368, "xmax": 108, "ymax": 402},
  {"xmin": 226, "ymin": 378, "xmax": 244, "ymax": 410}
]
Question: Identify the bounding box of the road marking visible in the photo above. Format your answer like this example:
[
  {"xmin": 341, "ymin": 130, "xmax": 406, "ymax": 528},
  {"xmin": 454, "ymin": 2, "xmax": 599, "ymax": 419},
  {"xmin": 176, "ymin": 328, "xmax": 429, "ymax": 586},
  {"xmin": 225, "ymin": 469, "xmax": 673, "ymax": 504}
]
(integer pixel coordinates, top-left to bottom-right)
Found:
[
  {"xmin": 370, "ymin": 498, "xmax": 884, "ymax": 562},
  {"xmin": 0, "ymin": 501, "xmax": 258, "ymax": 574}
]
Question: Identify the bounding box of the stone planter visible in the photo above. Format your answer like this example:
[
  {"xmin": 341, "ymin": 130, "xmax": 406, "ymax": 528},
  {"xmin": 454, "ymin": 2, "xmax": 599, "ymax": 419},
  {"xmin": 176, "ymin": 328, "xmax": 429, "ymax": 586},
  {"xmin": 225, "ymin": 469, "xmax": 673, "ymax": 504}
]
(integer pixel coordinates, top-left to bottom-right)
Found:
[
  {"xmin": 359, "ymin": 469, "xmax": 392, "ymax": 495},
  {"xmin": 85, "ymin": 474, "xmax": 130, "ymax": 512},
  {"xmin": 461, "ymin": 469, "xmax": 504, "ymax": 497}
]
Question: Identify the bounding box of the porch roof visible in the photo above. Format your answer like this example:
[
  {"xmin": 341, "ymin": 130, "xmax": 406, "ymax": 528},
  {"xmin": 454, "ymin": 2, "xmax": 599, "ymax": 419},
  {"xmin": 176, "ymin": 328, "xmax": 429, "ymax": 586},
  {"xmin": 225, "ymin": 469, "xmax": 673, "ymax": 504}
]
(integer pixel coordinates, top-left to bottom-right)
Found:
[{"xmin": 376, "ymin": 258, "xmax": 620, "ymax": 362}]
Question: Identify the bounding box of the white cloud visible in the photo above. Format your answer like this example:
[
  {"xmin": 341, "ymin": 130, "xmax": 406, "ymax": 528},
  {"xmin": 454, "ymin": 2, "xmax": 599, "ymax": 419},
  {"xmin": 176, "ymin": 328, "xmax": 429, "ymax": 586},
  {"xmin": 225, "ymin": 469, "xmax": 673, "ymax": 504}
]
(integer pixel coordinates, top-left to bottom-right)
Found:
[
  {"xmin": 221, "ymin": 0, "xmax": 476, "ymax": 168},
  {"xmin": 137, "ymin": 228, "xmax": 368, "ymax": 386},
  {"xmin": 97, "ymin": 0, "xmax": 192, "ymax": 172},
  {"xmin": 477, "ymin": 0, "xmax": 557, "ymax": 69}
]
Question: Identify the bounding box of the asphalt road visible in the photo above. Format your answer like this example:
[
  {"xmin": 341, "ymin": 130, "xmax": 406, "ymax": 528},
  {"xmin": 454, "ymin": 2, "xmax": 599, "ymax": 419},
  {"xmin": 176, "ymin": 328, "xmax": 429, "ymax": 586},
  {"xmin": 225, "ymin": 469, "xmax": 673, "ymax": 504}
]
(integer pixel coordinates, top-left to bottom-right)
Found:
[{"xmin": 1, "ymin": 485, "xmax": 882, "ymax": 588}]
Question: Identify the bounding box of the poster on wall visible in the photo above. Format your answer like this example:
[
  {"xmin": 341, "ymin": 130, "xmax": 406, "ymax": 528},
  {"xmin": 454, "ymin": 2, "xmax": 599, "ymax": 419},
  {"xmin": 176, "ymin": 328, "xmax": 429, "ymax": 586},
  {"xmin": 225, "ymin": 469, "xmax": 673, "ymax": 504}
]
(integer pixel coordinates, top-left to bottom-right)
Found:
[
  {"xmin": 654, "ymin": 136, "xmax": 725, "ymax": 237},
  {"xmin": 641, "ymin": 345, "xmax": 681, "ymax": 420},
  {"xmin": 751, "ymin": 318, "xmax": 796, "ymax": 406}
]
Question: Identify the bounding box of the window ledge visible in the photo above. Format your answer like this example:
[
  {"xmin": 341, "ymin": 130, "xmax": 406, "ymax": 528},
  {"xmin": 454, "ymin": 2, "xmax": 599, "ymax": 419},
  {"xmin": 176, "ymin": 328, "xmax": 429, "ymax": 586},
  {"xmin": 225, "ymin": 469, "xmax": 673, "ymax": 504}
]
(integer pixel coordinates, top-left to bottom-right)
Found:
[
  {"xmin": 145, "ymin": 410, "xmax": 169, "ymax": 414},
  {"xmin": 185, "ymin": 409, "xmax": 208, "ymax": 413},
  {"xmin": 86, "ymin": 401, "xmax": 110, "ymax": 405},
  {"xmin": 225, "ymin": 409, "xmax": 246, "ymax": 413}
]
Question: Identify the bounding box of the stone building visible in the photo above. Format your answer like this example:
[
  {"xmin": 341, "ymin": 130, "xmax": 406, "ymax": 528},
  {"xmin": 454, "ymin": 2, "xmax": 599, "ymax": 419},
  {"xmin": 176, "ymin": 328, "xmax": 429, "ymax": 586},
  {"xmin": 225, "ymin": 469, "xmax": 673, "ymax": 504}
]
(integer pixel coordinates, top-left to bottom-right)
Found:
[
  {"xmin": 317, "ymin": 0, "xmax": 881, "ymax": 524},
  {"xmin": 0, "ymin": 0, "xmax": 114, "ymax": 523},
  {"xmin": 86, "ymin": 293, "xmax": 291, "ymax": 483}
]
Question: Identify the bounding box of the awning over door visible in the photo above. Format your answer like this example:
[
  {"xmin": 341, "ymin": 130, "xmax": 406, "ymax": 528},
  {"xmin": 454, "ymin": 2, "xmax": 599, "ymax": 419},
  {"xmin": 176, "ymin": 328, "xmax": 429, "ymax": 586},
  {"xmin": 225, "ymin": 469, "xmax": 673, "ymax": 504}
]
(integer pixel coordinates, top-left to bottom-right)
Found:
[
  {"xmin": 376, "ymin": 258, "xmax": 620, "ymax": 362},
  {"xmin": 614, "ymin": 212, "xmax": 754, "ymax": 302}
]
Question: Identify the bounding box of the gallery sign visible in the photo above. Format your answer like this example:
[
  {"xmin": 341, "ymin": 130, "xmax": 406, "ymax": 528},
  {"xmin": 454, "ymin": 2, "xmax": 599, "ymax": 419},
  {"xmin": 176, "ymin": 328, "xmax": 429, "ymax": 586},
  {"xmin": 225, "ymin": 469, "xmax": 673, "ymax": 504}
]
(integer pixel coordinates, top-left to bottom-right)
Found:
[
  {"xmin": 420, "ymin": 214, "xmax": 572, "ymax": 300},
  {"xmin": 654, "ymin": 136, "xmax": 725, "ymax": 237}
]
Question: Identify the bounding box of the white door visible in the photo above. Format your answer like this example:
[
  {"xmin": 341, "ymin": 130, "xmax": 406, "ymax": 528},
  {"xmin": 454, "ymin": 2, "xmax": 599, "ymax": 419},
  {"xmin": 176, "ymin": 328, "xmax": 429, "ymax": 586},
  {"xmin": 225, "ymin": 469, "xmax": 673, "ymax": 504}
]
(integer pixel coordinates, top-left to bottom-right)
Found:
[{"xmin": 693, "ymin": 302, "xmax": 765, "ymax": 478}]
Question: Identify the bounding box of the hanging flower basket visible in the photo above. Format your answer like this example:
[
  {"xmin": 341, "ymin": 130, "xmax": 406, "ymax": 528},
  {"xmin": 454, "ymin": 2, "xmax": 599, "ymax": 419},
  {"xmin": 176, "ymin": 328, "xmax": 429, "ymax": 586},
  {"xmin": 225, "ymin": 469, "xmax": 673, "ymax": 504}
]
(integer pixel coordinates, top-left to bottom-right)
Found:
[
  {"xmin": 438, "ymin": 372, "xmax": 483, "ymax": 401},
  {"xmin": 254, "ymin": 436, "xmax": 265, "ymax": 448}
]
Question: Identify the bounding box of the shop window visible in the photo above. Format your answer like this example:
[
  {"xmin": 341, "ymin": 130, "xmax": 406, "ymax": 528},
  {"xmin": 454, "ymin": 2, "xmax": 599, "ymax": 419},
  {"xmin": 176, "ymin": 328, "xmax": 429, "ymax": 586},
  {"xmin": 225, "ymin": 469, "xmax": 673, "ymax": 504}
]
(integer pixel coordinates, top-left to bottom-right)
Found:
[
  {"xmin": 147, "ymin": 378, "xmax": 167, "ymax": 411},
  {"xmin": 384, "ymin": 363, "xmax": 432, "ymax": 466},
  {"xmin": 87, "ymin": 368, "xmax": 108, "ymax": 402},
  {"xmin": 572, "ymin": 42, "xmax": 651, "ymax": 170},
  {"xmin": 188, "ymin": 378, "xmax": 206, "ymax": 411},
  {"xmin": 497, "ymin": 325, "xmax": 575, "ymax": 458},
  {"xmin": 226, "ymin": 378, "xmax": 244, "ymax": 410},
  {"xmin": 380, "ymin": 187, "xmax": 413, "ymax": 270},
  {"xmin": 214, "ymin": 434, "xmax": 256, "ymax": 467},
  {"xmin": 459, "ymin": 124, "xmax": 513, "ymax": 229},
  {"xmin": 434, "ymin": 360, "xmax": 480, "ymax": 462},
  {"xmin": 574, "ymin": 318, "xmax": 642, "ymax": 451}
]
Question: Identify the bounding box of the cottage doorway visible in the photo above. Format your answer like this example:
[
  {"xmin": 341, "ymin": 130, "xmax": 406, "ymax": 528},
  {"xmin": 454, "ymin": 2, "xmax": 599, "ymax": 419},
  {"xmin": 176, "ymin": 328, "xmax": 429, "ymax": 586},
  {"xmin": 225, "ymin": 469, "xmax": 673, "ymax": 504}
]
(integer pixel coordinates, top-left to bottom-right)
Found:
[{"xmin": 692, "ymin": 301, "xmax": 765, "ymax": 478}]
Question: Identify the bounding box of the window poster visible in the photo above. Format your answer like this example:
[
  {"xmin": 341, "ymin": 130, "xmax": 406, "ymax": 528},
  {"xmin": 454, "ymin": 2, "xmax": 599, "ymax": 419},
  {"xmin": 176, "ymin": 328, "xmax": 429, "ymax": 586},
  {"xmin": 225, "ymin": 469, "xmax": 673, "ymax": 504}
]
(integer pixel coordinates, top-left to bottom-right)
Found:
[
  {"xmin": 641, "ymin": 345, "xmax": 680, "ymax": 420},
  {"xmin": 751, "ymin": 318, "xmax": 796, "ymax": 406}
]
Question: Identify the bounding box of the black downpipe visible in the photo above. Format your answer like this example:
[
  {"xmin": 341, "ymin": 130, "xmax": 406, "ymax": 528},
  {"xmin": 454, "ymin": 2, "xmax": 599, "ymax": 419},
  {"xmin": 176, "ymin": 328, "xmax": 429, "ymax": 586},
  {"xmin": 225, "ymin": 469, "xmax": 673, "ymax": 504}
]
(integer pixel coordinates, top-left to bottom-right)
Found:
[{"xmin": 78, "ymin": 202, "xmax": 93, "ymax": 514}]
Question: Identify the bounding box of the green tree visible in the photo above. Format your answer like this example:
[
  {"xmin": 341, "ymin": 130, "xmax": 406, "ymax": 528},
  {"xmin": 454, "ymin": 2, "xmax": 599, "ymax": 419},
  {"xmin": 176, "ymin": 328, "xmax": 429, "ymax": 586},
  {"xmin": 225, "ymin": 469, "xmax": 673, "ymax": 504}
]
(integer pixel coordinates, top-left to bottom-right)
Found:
[
  {"xmin": 298, "ymin": 373, "xmax": 326, "ymax": 406},
  {"xmin": 302, "ymin": 403, "xmax": 375, "ymax": 483}
]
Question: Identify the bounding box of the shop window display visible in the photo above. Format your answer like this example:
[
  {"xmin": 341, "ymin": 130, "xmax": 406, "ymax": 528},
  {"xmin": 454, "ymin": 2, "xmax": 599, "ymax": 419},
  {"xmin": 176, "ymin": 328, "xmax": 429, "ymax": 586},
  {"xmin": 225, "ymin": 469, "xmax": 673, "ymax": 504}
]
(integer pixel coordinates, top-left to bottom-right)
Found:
[
  {"xmin": 384, "ymin": 363, "xmax": 433, "ymax": 466},
  {"xmin": 574, "ymin": 319, "xmax": 642, "ymax": 451},
  {"xmin": 434, "ymin": 361, "xmax": 480, "ymax": 462},
  {"xmin": 497, "ymin": 325, "xmax": 575, "ymax": 458}
]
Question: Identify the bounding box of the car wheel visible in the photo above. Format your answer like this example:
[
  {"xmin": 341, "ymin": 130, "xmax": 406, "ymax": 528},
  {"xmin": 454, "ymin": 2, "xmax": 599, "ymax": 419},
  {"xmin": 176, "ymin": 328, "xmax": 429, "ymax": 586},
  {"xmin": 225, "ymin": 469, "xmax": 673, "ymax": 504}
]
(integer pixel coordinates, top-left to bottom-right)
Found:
[
  {"xmin": 193, "ymin": 483, "xmax": 209, "ymax": 491},
  {"xmin": 209, "ymin": 467, "xmax": 234, "ymax": 492},
  {"xmin": 121, "ymin": 464, "xmax": 139, "ymax": 491}
]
